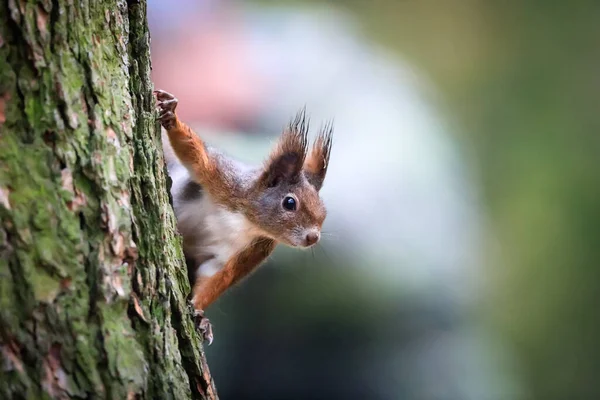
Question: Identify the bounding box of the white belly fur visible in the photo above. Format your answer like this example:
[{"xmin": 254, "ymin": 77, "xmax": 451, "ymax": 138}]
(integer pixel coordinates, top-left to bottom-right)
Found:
[{"xmin": 171, "ymin": 166, "xmax": 260, "ymax": 278}]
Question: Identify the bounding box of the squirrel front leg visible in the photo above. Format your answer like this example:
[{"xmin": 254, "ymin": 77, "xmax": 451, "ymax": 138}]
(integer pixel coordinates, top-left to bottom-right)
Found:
[
  {"xmin": 192, "ymin": 238, "xmax": 276, "ymax": 310},
  {"xmin": 155, "ymin": 90, "xmax": 233, "ymax": 204},
  {"xmin": 189, "ymin": 238, "xmax": 275, "ymax": 345}
]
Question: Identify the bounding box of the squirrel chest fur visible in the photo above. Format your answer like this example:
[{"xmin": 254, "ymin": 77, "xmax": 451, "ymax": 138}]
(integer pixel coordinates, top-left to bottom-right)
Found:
[{"xmin": 168, "ymin": 163, "xmax": 262, "ymax": 278}]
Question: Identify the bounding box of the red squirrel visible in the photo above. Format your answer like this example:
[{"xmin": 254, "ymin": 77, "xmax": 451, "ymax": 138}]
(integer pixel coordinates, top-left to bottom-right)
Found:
[{"xmin": 154, "ymin": 90, "xmax": 332, "ymax": 344}]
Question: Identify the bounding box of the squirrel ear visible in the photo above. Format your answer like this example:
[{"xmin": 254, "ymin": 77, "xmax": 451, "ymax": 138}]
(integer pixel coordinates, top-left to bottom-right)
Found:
[
  {"xmin": 261, "ymin": 109, "xmax": 309, "ymax": 187},
  {"xmin": 303, "ymin": 122, "xmax": 333, "ymax": 191}
]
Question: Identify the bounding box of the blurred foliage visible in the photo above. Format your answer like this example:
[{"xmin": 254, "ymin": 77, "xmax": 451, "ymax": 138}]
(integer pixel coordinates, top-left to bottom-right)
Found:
[{"xmin": 256, "ymin": 0, "xmax": 600, "ymax": 398}]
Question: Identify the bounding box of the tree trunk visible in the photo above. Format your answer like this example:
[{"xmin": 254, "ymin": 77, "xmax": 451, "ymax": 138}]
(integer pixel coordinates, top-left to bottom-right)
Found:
[{"xmin": 0, "ymin": 1, "xmax": 217, "ymax": 398}]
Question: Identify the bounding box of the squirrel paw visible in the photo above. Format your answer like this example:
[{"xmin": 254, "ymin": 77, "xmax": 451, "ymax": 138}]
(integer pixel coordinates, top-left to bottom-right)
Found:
[
  {"xmin": 154, "ymin": 89, "xmax": 178, "ymax": 130},
  {"xmin": 193, "ymin": 308, "xmax": 214, "ymax": 346}
]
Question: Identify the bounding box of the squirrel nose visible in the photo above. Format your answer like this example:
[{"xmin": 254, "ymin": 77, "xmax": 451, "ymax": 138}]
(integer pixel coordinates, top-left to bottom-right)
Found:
[{"xmin": 305, "ymin": 232, "xmax": 320, "ymax": 246}]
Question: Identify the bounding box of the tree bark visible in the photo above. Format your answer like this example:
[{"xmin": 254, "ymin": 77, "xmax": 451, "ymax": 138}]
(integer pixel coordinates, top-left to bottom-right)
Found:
[{"xmin": 0, "ymin": 1, "xmax": 217, "ymax": 399}]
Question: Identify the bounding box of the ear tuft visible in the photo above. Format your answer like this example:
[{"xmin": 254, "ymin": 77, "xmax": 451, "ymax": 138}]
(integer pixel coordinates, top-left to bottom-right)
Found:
[
  {"xmin": 261, "ymin": 108, "xmax": 309, "ymax": 187},
  {"xmin": 303, "ymin": 120, "xmax": 333, "ymax": 191}
]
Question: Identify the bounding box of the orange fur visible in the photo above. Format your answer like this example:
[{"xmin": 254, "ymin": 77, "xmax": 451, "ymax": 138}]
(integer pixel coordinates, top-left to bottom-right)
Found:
[
  {"xmin": 303, "ymin": 122, "xmax": 333, "ymax": 190},
  {"xmin": 165, "ymin": 116, "xmax": 241, "ymax": 208},
  {"xmin": 258, "ymin": 109, "xmax": 309, "ymax": 187},
  {"xmin": 192, "ymin": 238, "xmax": 276, "ymax": 310}
]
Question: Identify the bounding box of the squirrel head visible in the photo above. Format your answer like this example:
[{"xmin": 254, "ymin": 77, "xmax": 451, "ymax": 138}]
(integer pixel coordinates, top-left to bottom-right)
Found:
[{"xmin": 248, "ymin": 110, "xmax": 332, "ymax": 248}]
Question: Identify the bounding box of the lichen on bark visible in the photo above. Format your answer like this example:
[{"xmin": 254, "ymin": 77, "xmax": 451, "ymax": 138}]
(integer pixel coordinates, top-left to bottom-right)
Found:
[{"xmin": 0, "ymin": 1, "xmax": 216, "ymax": 399}]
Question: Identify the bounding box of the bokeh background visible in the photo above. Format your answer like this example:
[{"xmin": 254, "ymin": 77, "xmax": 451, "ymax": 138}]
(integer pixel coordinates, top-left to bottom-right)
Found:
[{"xmin": 147, "ymin": 1, "xmax": 600, "ymax": 399}]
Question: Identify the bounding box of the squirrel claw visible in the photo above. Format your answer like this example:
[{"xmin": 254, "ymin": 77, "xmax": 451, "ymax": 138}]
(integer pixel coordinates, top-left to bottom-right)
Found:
[
  {"xmin": 154, "ymin": 89, "xmax": 176, "ymax": 102},
  {"xmin": 193, "ymin": 308, "xmax": 214, "ymax": 345},
  {"xmin": 154, "ymin": 89, "xmax": 178, "ymax": 129}
]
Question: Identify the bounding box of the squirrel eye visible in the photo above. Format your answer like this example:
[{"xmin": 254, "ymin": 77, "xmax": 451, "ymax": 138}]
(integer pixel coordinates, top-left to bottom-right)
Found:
[{"xmin": 282, "ymin": 196, "xmax": 297, "ymax": 211}]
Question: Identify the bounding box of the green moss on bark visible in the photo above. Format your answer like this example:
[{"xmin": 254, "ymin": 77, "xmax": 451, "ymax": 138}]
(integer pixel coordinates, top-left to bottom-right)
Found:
[{"xmin": 0, "ymin": 1, "xmax": 216, "ymax": 399}]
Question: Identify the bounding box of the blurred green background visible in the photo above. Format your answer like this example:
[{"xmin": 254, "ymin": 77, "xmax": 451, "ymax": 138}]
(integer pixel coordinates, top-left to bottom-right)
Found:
[
  {"xmin": 149, "ymin": 1, "xmax": 600, "ymax": 398},
  {"xmin": 341, "ymin": 1, "xmax": 600, "ymax": 398}
]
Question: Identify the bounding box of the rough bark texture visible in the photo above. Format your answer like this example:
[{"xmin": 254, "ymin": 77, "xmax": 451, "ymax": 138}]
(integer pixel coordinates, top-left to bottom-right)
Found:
[{"xmin": 0, "ymin": 1, "xmax": 217, "ymax": 399}]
